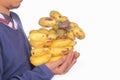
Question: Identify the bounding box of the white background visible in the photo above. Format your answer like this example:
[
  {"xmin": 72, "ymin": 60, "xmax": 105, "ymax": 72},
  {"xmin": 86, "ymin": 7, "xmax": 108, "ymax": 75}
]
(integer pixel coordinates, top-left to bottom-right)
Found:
[{"xmin": 13, "ymin": 0, "xmax": 120, "ymax": 80}]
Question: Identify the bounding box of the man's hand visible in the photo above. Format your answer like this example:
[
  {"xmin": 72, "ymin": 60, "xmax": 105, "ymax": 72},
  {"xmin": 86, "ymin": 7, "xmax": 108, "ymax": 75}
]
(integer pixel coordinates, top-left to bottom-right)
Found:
[{"xmin": 45, "ymin": 50, "xmax": 80, "ymax": 75}]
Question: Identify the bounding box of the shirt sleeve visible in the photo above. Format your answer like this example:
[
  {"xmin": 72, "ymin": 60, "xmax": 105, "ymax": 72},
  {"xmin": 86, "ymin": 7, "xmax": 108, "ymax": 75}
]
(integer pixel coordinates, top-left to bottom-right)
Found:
[{"xmin": 11, "ymin": 64, "xmax": 54, "ymax": 80}]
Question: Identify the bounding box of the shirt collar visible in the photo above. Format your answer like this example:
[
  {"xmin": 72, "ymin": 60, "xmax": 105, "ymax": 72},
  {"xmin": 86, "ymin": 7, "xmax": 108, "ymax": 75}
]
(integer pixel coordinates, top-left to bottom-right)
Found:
[
  {"xmin": 0, "ymin": 13, "xmax": 18, "ymax": 29},
  {"xmin": 0, "ymin": 14, "xmax": 5, "ymax": 19}
]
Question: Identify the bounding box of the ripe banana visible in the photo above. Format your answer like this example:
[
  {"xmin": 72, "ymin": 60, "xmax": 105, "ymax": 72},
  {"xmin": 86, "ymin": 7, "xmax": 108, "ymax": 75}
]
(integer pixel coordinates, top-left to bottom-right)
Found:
[
  {"xmin": 28, "ymin": 30, "xmax": 48, "ymax": 41},
  {"xmin": 30, "ymin": 40, "xmax": 52, "ymax": 48},
  {"xmin": 50, "ymin": 39, "xmax": 76, "ymax": 47},
  {"xmin": 70, "ymin": 22, "xmax": 85, "ymax": 39},
  {"xmin": 58, "ymin": 16, "xmax": 69, "ymax": 22},
  {"xmin": 66, "ymin": 31, "xmax": 75, "ymax": 40},
  {"xmin": 49, "ymin": 46, "xmax": 73, "ymax": 57},
  {"xmin": 29, "ymin": 29, "xmax": 57, "ymax": 42},
  {"xmin": 38, "ymin": 17, "xmax": 56, "ymax": 27},
  {"xmin": 49, "ymin": 29, "xmax": 56, "ymax": 34},
  {"xmin": 56, "ymin": 29, "xmax": 66, "ymax": 38},
  {"xmin": 50, "ymin": 10, "xmax": 62, "ymax": 20},
  {"xmin": 48, "ymin": 56, "xmax": 63, "ymax": 63},
  {"xmin": 30, "ymin": 53, "xmax": 51, "ymax": 66},
  {"xmin": 31, "ymin": 47, "xmax": 50, "ymax": 56}
]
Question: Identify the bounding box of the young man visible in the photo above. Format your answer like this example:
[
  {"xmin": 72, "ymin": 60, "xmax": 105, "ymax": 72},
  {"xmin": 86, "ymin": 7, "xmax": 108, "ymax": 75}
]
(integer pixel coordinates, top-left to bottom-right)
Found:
[{"xmin": 0, "ymin": 0, "xmax": 80, "ymax": 80}]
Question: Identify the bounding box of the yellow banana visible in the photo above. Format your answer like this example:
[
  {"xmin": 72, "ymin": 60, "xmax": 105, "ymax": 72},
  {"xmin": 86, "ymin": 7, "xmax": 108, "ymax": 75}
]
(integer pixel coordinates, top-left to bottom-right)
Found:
[
  {"xmin": 50, "ymin": 39, "xmax": 76, "ymax": 47},
  {"xmin": 66, "ymin": 31, "xmax": 75, "ymax": 40},
  {"xmin": 49, "ymin": 29, "xmax": 56, "ymax": 34},
  {"xmin": 49, "ymin": 10, "xmax": 62, "ymax": 20},
  {"xmin": 70, "ymin": 22, "xmax": 85, "ymax": 39},
  {"xmin": 30, "ymin": 53, "xmax": 51, "ymax": 66},
  {"xmin": 48, "ymin": 56, "xmax": 63, "ymax": 63},
  {"xmin": 49, "ymin": 46, "xmax": 73, "ymax": 57},
  {"xmin": 28, "ymin": 31, "xmax": 48, "ymax": 41},
  {"xmin": 58, "ymin": 16, "xmax": 69, "ymax": 22},
  {"xmin": 47, "ymin": 32, "xmax": 57, "ymax": 41},
  {"xmin": 52, "ymin": 24, "xmax": 59, "ymax": 30},
  {"xmin": 74, "ymin": 26, "xmax": 85, "ymax": 39},
  {"xmin": 31, "ymin": 47, "xmax": 50, "ymax": 56},
  {"xmin": 29, "ymin": 30, "xmax": 57, "ymax": 41},
  {"xmin": 38, "ymin": 28, "xmax": 57, "ymax": 41},
  {"xmin": 56, "ymin": 29, "xmax": 66, "ymax": 38},
  {"xmin": 30, "ymin": 40, "xmax": 51, "ymax": 48},
  {"xmin": 38, "ymin": 17, "xmax": 56, "ymax": 27}
]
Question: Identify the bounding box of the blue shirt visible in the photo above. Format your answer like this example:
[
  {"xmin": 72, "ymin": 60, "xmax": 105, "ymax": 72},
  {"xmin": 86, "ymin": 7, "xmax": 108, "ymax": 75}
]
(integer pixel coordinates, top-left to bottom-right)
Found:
[{"xmin": 0, "ymin": 12, "xmax": 54, "ymax": 80}]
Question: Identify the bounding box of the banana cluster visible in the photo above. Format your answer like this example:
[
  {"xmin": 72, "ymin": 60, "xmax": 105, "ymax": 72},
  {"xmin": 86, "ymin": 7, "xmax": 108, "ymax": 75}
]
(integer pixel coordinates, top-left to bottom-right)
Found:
[{"xmin": 28, "ymin": 10, "xmax": 85, "ymax": 66}]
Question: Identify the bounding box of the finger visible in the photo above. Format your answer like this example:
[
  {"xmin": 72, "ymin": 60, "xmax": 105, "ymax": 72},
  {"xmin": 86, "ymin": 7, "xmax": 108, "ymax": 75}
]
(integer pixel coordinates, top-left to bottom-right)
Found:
[
  {"xmin": 66, "ymin": 50, "xmax": 75, "ymax": 62},
  {"xmin": 74, "ymin": 52, "xmax": 80, "ymax": 58},
  {"xmin": 58, "ymin": 50, "xmax": 75, "ymax": 71},
  {"xmin": 45, "ymin": 56, "xmax": 67, "ymax": 72},
  {"xmin": 53, "ymin": 53, "xmax": 79, "ymax": 74},
  {"xmin": 64, "ymin": 58, "xmax": 77, "ymax": 73},
  {"xmin": 47, "ymin": 56, "xmax": 68, "ymax": 75},
  {"xmin": 63, "ymin": 52, "xmax": 80, "ymax": 73}
]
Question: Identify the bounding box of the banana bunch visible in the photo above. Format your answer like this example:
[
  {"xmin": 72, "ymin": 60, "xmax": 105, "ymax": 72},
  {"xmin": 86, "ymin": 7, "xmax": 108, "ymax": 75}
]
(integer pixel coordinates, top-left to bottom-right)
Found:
[{"xmin": 28, "ymin": 10, "xmax": 85, "ymax": 66}]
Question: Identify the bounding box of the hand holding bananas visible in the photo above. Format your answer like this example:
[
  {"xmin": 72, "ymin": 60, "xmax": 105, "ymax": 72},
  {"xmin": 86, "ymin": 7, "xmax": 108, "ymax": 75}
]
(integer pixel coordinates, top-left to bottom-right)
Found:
[{"xmin": 28, "ymin": 10, "xmax": 85, "ymax": 66}]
